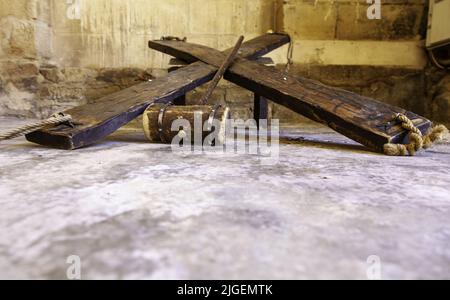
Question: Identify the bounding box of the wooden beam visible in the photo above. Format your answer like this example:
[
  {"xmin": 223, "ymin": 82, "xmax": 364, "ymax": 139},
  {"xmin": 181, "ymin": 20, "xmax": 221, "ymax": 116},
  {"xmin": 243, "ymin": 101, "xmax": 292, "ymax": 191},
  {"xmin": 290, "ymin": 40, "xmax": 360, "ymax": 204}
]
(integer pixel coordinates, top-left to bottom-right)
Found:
[
  {"xmin": 26, "ymin": 34, "xmax": 290, "ymax": 150},
  {"xmin": 254, "ymin": 94, "xmax": 269, "ymax": 129},
  {"xmin": 148, "ymin": 39, "xmax": 432, "ymax": 152}
]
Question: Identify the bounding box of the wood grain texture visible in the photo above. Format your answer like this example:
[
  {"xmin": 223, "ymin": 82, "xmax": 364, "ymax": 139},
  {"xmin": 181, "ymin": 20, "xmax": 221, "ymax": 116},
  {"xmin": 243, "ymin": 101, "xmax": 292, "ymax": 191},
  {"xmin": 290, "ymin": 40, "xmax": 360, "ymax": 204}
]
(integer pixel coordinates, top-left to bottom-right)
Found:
[
  {"xmin": 148, "ymin": 39, "xmax": 432, "ymax": 152},
  {"xmin": 26, "ymin": 34, "xmax": 290, "ymax": 149},
  {"xmin": 26, "ymin": 62, "xmax": 216, "ymax": 150},
  {"xmin": 149, "ymin": 33, "xmax": 290, "ymax": 65}
]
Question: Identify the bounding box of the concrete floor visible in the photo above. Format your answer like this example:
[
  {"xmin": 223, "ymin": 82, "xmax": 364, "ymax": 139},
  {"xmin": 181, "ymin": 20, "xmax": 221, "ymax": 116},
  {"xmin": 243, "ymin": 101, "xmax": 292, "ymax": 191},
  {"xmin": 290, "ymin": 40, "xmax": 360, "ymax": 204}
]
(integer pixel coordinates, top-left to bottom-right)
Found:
[{"xmin": 0, "ymin": 117, "xmax": 449, "ymax": 280}]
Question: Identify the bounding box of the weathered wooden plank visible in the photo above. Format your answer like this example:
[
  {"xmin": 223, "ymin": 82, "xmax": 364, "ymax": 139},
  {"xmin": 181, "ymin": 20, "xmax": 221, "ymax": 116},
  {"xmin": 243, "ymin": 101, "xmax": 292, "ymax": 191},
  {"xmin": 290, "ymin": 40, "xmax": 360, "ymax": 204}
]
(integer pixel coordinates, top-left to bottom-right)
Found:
[
  {"xmin": 26, "ymin": 34, "xmax": 290, "ymax": 149},
  {"xmin": 148, "ymin": 39, "xmax": 432, "ymax": 152},
  {"xmin": 151, "ymin": 33, "xmax": 290, "ymax": 64}
]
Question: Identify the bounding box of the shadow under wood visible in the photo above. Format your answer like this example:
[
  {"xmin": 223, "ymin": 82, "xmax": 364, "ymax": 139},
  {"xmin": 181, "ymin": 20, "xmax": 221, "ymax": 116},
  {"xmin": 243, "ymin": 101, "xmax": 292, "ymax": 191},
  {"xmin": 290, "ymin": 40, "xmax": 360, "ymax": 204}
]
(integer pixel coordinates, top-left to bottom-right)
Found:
[
  {"xmin": 107, "ymin": 129, "xmax": 375, "ymax": 154},
  {"xmin": 280, "ymin": 136, "xmax": 374, "ymax": 154},
  {"xmin": 105, "ymin": 130, "xmax": 149, "ymax": 144}
]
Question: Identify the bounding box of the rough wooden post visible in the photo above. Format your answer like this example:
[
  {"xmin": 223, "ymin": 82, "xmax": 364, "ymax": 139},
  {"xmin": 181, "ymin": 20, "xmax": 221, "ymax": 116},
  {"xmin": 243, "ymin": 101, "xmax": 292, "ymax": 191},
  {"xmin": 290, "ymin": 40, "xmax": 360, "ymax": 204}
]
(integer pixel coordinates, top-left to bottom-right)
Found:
[
  {"xmin": 253, "ymin": 57, "xmax": 273, "ymax": 129},
  {"xmin": 254, "ymin": 94, "xmax": 269, "ymax": 129}
]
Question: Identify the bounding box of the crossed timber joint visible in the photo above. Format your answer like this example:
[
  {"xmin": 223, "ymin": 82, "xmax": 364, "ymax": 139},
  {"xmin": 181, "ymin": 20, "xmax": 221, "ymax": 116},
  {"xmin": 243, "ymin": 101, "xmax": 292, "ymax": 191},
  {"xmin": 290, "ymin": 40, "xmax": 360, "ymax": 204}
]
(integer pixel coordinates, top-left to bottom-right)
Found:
[{"xmin": 25, "ymin": 33, "xmax": 432, "ymax": 153}]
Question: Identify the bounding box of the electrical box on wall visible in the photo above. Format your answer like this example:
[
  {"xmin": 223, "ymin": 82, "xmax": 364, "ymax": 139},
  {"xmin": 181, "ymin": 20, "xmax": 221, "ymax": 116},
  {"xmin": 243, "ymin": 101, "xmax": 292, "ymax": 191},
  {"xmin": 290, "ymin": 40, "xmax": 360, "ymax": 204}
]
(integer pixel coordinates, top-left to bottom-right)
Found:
[{"xmin": 426, "ymin": 0, "xmax": 450, "ymax": 49}]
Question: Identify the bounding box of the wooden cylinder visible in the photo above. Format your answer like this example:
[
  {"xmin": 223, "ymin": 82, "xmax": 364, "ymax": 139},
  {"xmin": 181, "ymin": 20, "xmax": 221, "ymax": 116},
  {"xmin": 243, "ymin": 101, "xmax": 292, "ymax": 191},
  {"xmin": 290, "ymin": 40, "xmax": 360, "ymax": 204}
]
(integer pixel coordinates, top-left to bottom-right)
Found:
[{"xmin": 143, "ymin": 104, "xmax": 230, "ymax": 144}]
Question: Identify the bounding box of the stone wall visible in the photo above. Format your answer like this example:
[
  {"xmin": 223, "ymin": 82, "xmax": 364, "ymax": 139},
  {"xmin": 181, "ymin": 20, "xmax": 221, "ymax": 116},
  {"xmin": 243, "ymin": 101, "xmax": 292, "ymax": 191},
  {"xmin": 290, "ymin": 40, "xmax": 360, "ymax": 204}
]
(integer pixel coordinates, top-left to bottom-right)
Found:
[
  {"xmin": 0, "ymin": 0, "xmax": 45, "ymax": 117},
  {"xmin": 0, "ymin": 0, "xmax": 448, "ymax": 126},
  {"xmin": 271, "ymin": 0, "xmax": 438, "ymax": 123},
  {"xmin": 0, "ymin": 0, "xmax": 278, "ymax": 120}
]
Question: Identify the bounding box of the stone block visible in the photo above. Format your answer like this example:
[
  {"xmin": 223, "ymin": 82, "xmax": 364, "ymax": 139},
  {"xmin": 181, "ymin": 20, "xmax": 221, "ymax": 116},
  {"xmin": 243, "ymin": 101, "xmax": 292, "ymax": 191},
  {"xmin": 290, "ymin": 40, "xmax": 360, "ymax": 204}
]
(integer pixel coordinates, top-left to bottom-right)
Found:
[
  {"xmin": 4, "ymin": 61, "xmax": 39, "ymax": 79},
  {"xmin": 0, "ymin": 0, "xmax": 30, "ymax": 19},
  {"xmin": 281, "ymin": 0, "xmax": 338, "ymax": 40},
  {"xmin": 62, "ymin": 67, "xmax": 97, "ymax": 83},
  {"xmin": 1, "ymin": 61, "xmax": 40, "ymax": 92},
  {"xmin": 95, "ymin": 68, "xmax": 153, "ymax": 87},
  {"xmin": 288, "ymin": 40, "xmax": 427, "ymax": 68},
  {"xmin": 39, "ymin": 68, "xmax": 66, "ymax": 83},
  {"xmin": 0, "ymin": 17, "xmax": 37, "ymax": 58}
]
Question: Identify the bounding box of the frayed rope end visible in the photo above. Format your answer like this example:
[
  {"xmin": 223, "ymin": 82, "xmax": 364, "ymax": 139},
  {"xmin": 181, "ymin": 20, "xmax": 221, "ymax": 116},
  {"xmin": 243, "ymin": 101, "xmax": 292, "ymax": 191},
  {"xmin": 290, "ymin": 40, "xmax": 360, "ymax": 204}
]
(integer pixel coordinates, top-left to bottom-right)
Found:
[
  {"xmin": 384, "ymin": 122, "xmax": 449, "ymax": 156},
  {"xmin": 423, "ymin": 124, "xmax": 449, "ymax": 149}
]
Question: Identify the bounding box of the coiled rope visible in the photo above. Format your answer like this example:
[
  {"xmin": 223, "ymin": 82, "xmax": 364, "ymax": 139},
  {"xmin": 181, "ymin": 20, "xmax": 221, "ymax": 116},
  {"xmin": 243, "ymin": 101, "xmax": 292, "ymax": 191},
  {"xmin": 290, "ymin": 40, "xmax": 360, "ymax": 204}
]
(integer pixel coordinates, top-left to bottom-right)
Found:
[
  {"xmin": 0, "ymin": 113, "xmax": 72, "ymax": 142},
  {"xmin": 383, "ymin": 114, "xmax": 449, "ymax": 156}
]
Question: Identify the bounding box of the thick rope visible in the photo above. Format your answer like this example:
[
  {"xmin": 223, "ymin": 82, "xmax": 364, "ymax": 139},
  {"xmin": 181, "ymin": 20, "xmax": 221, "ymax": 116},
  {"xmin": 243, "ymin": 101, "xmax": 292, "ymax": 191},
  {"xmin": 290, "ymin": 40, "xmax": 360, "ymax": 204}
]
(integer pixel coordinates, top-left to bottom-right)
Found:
[
  {"xmin": 0, "ymin": 113, "xmax": 72, "ymax": 142},
  {"xmin": 383, "ymin": 113, "xmax": 449, "ymax": 156}
]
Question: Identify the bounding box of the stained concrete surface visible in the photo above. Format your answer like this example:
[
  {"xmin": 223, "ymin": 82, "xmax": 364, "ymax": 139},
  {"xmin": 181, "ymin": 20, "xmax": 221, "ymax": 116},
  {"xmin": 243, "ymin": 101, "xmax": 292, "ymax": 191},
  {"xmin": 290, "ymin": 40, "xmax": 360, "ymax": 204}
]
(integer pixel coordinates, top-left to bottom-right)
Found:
[{"xmin": 0, "ymin": 117, "xmax": 449, "ymax": 280}]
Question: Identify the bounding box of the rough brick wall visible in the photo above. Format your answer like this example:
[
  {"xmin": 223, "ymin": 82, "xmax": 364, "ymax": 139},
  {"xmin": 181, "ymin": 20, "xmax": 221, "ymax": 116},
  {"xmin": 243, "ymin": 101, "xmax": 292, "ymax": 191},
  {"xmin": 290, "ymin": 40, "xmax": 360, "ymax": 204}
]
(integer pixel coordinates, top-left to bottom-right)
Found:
[
  {"xmin": 0, "ymin": 0, "xmax": 44, "ymax": 117},
  {"xmin": 0, "ymin": 0, "xmax": 278, "ymax": 120}
]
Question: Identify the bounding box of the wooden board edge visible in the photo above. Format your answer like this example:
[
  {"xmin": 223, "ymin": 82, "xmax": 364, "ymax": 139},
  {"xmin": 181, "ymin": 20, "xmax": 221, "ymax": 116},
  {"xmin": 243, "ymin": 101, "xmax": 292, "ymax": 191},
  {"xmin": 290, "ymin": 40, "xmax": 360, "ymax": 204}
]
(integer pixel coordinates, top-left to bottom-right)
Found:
[
  {"xmin": 26, "ymin": 131, "xmax": 75, "ymax": 150},
  {"xmin": 389, "ymin": 120, "xmax": 433, "ymax": 145}
]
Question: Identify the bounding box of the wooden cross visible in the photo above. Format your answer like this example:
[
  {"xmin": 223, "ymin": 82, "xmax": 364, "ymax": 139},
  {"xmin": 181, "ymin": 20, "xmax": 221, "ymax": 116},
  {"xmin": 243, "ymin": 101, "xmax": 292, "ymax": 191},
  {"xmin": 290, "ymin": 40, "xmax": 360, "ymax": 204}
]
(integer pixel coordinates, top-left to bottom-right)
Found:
[
  {"xmin": 27, "ymin": 33, "xmax": 432, "ymax": 153},
  {"xmin": 148, "ymin": 38, "xmax": 432, "ymax": 152},
  {"xmin": 168, "ymin": 57, "xmax": 272, "ymax": 129},
  {"xmin": 26, "ymin": 34, "xmax": 289, "ymax": 150}
]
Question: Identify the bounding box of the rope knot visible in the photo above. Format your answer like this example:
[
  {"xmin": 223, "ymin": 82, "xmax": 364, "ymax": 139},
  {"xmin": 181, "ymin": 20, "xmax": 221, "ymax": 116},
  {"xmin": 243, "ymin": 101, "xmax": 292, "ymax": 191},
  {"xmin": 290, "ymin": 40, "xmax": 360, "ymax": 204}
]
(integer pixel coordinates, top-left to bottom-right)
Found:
[{"xmin": 383, "ymin": 113, "xmax": 449, "ymax": 156}]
